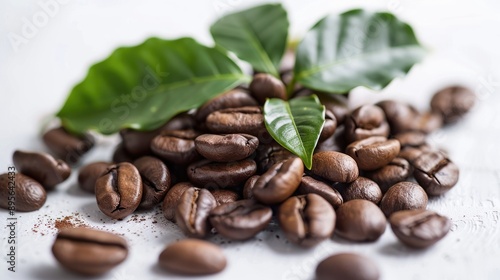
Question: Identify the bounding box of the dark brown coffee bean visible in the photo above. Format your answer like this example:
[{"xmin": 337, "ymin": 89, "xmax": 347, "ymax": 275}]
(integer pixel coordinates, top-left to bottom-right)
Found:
[
  {"xmin": 78, "ymin": 162, "xmax": 110, "ymax": 193},
  {"xmin": 394, "ymin": 131, "xmax": 427, "ymax": 148},
  {"xmin": 344, "ymin": 105, "xmax": 390, "ymax": 143},
  {"xmin": 52, "ymin": 228, "xmax": 128, "ymax": 276},
  {"xmin": 112, "ymin": 142, "xmax": 135, "ymax": 163},
  {"xmin": 316, "ymin": 253, "xmax": 380, "ymax": 280},
  {"xmin": 187, "ymin": 159, "xmax": 257, "ymax": 188},
  {"xmin": 430, "ymin": 86, "xmax": 475, "ymax": 124},
  {"xmin": 253, "ymin": 157, "xmax": 304, "ymax": 205},
  {"xmin": 209, "ymin": 199, "xmax": 272, "ymax": 240},
  {"xmin": 376, "ymin": 100, "xmax": 420, "ymax": 133},
  {"xmin": 279, "ymin": 194, "xmax": 335, "ymax": 247},
  {"xmin": 162, "ymin": 182, "xmax": 191, "ymax": 221},
  {"xmin": 346, "ymin": 136, "xmax": 400, "ymax": 171},
  {"xmin": 150, "ymin": 129, "xmax": 200, "ymax": 165},
  {"xmin": 42, "ymin": 127, "xmax": 94, "ymax": 164},
  {"xmin": 195, "ymin": 89, "xmax": 258, "ymax": 122},
  {"xmin": 413, "ymin": 151, "xmax": 459, "ymax": 196},
  {"xmin": 175, "ymin": 187, "xmax": 217, "ymax": 238},
  {"xmin": 158, "ymin": 239, "xmax": 226, "ymax": 275},
  {"xmin": 95, "ymin": 162, "xmax": 143, "ymax": 219},
  {"xmin": 13, "ymin": 150, "xmax": 71, "ymax": 190},
  {"xmin": 0, "ymin": 173, "xmax": 46, "ymax": 212},
  {"xmin": 133, "ymin": 156, "xmax": 171, "ymax": 210},
  {"xmin": 195, "ymin": 133, "xmax": 258, "ymax": 162},
  {"xmin": 335, "ymin": 199, "xmax": 386, "ymax": 242},
  {"xmin": 249, "ymin": 73, "xmax": 287, "ymax": 104},
  {"xmin": 256, "ymin": 142, "xmax": 295, "ymax": 172},
  {"xmin": 311, "ymin": 151, "xmax": 359, "ymax": 183},
  {"xmin": 297, "ymin": 176, "xmax": 343, "ymax": 209},
  {"xmin": 365, "ymin": 157, "xmax": 411, "ymax": 193},
  {"xmin": 119, "ymin": 128, "xmax": 156, "ymax": 157},
  {"xmin": 211, "ymin": 189, "xmax": 240, "ymax": 205},
  {"xmin": 243, "ymin": 175, "xmax": 259, "ymax": 199},
  {"xmin": 380, "ymin": 182, "xmax": 428, "ymax": 217},
  {"xmin": 205, "ymin": 106, "xmax": 265, "ymax": 137},
  {"xmin": 319, "ymin": 110, "xmax": 337, "ymax": 142},
  {"xmin": 315, "ymin": 126, "xmax": 348, "ymax": 153},
  {"xmin": 342, "ymin": 177, "xmax": 382, "ymax": 204},
  {"xmin": 317, "ymin": 92, "xmax": 349, "ymax": 124}
]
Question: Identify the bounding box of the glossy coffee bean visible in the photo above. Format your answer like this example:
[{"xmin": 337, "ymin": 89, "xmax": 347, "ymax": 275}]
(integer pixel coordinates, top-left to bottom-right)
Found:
[
  {"xmin": 158, "ymin": 239, "xmax": 226, "ymax": 275},
  {"xmin": 335, "ymin": 199, "xmax": 386, "ymax": 242},
  {"xmin": 256, "ymin": 142, "xmax": 295, "ymax": 172},
  {"xmin": 78, "ymin": 162, "xmax": 110, "ymax": 193},
  {"xmin": 151, "ymin": 129, "xmax": 200, "ymax": 165},
  {"xmin": 52, "ymin": 228, "xmax": 128, "ymax": 276},
  {"xmin": 376, "ymin": 100, "xmax": 420, "ymax": 133},
  {"xmin": 13, "ymin": 150, "xmax": 71, "ymax": 190},
  {"xmin": 112, "ymin": 142, "xmax": 135, "ymax": 163},
  {"xmin": 249, "ymin": 73, "xmax": 287, "ymax": 104},
  {"xmin": 279, "ymin": 194, "xmax": 335, "ymax": 247},
  {"xmin": 195, "ymin": 133, "xmax": 258, "ymax": 162},
  {"xmin": 319, "ymin": 110, "xmax": 337, "ymax": 142},
  {"xmin": 211, "ymin": 189, "xmax": 240, "ymax": 205},
  {"xmin": 297, "ymin": 176, "xmax": 343, "ymax": 209},
  {"xmin": 175, "ymin": 188, "xmax": 217, "ymax": 238},
  {"xmin": 0, "ymin": 173, "xmax": 46, "ymax": 212},
  {"xmin": 342, "ymin": 177, "xmax": 382, "ymax": 204},
  {"xmin": 316, "ymin": 253, "xmax": 380, "ymax": 280},
  {"xmin": 430, "ymin": 86, "xmax": 475, "ymax": 124},
  {"xmin": 390, "ymin": 209, "xmax": 451, "ymax": 249},
  {"xmin": 134, "ymin": 156, "xmax": 171, "ymax": 210},
  {"xmin": 253, "ymin": 157, "xmax": 304, "ymax": 205},
  {"xmin": 162, "ymin": 182, "xmax": 191, "ymax": 221},
  {"xmin": 42, "ymin": 127, "xmax": 94, "ymax": 164},
  {"xmin": 380, "ymin": 182, "xmax": 428, "ymax": 217},
  {"xmin": 311, "ymin": 151, "xmax": 359, "ymax": 183},
  {"xmin": 195, "ymin": 89, "xmax": 258, "ymax": 122},
  {"xmin": 205, "ymin": 106, "xmax": 265, "ymax": 137},
  {"xmin": 243, "ymin": 175, "xmax": 259, "ymax": 199},
  {"xmin": 344, "ymin": 105, "xmax": 390, "ymax": 143},
  {"xmin": 346, "ymin": 136, "xmax": 400, "ymax": 171},
  {"xmin": 187, "ymin": 159, "xmax": 257, "ymax": 188},
  {"xmin": 366, "ymin": 157, "xmax": 411, "ymax": 193},
  {"xmin": 413, "ymin": 151, "xmax": 459, "ymax": 196},
  {"xmin": 209, "ymin": 199, "xmax": 272, "ymax": 240},
  {"xmin": 95, "ymin": 163, "xmax": 143, "ymax": 219}
]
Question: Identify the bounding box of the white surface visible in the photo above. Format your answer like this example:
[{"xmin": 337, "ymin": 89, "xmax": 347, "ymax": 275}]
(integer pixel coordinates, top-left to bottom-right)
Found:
[{"xmin": 1, "ymin": 1, "xmax": 500, "ymax": 279}]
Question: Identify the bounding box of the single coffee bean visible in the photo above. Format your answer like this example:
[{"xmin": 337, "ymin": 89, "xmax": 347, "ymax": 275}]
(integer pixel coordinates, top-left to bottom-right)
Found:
[
  {"xmin": 95, "ymin": 162, "xmax": 143, "ymax": 219},
  {"xmin": 249, "ymin": 73, "xmax": 287, "ymax": 104},
  {"xmin": 342, "ymin": 177, "xmax": 382, "ymax": 204},
  {"xmin": 162, "ymin": 182, "xmax": 191, "ymax": 221},
  {"xmin": 412, "ymin": 151, "xmax": 459, "ymax": 196},
  {"xmin": 365, "ymin": 157, "xmax": 411, "ymax": 193},
  {"xmin": 253, "ymin": 157, "xmax": 304, "ymax": 205},
  {"xmin": 297, "ymin": 176, "xmax": 343, "ymax": 209},
  {"xmin": 0, "ymin": 173, "xmax": 46, "ymax": 212},
  {"xmin": 317, "ymin": 92, "xmax": 349, "ymax": 124},
  {"xmin": 158, "ymin": 239, "xmax": 226, "ymax": 275},
  {"xmin": 78, "ymin": 161, "xmax": 110, "ymax": 193},
  {"xmin": 151, "ymin": 129, "xmax": 200, "ymax": 165},
  {"xmin": 311, "ymin": 151, "xmax": 359, "ymax": 183},
  {"xmin": 335, "ymin": 199, "xmax": 386, "ymax": 242},
  {"xmin": 133, "ymin": 156, "xmax": 171, "ymax": 210},
  {"xmin": 52, "ymin": 228, "xmax": 128, "ymax": 276},
  {"xmin": 319, "ymin": 110, "xmax": 337, "ymax": 142},
  {"xmin": 416, "ymin": 111, "xmax": 443, "ymax": 133},
  {"xmin": 376, "ymin": 100, "xmax": 420, "ymax": 133},
  {"xmin": 211, "ymin": 189, "xmax": 240, "ymax": 205},
  {"xmin": 316, "ymin": 253, "xmax": 380, "ymax": 280},
  {"xmin": 243, "ymin": 175, "xmax": 260, "ymax": 199},
  {"xmin": 209, "ymin": 199, "xmax": 272, "ymax": 240},
  {"xmin": 187, "ymin": 159, "xmax": 257, "ymax": 188},
  {"xmin": 256, "ymin": 142, "xmax": 295, "ymax": 172},
  {"xmin": 13, "ymin": 150, "xmax": 71, "ymax": 190},
  {"xmin": 380, "ymin": 182, "xmax": 428, "ymax": 217},
  {"xmin": 390, "ymin": 209, "xmax": 452, "ymax": 249},
  {"xmin": 119, "ymin": 128, "xmax": 157, "ymax": 157},
  {"xmin": 42, "ymin": 126, "xmax": 94, "ymax": 164},
  {"xmin": 112, "ymin": 142, "xmax": 135, "ymax": 163},
  {"xmin": 430, "ymin": 86, "xmax": 475, "ymax": 124},
  {"xmin": 344, "ymin": 105, "xmax": 390, "ymax": 143},
  {"xmin": 394, "ymin": 131, "xmax": 427, "ymax": 148},
  {"xmin": 346, "ymin": 136, "xmax": 400, "ymax": 171},
  {"xmin": 195, "ymin": 133, "xmax": 259, "ymax": 162},
  {"xmin": 195, "ymin": 89, "xmax": 258, "ymax": 122},
  {"xmin": 205, "ymin": 106, "xmax": 265, "ymax": 136},
  {"xmin": 279, "ymin": 194, "xmax": 335, "ymax": 247},
  {"xmin": 175, "ymin": 187, "xmax": 217, "ymax": 238}
]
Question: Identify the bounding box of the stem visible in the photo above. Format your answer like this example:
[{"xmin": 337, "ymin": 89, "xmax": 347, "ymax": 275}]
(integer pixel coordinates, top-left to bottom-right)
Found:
[{"xmin": 286, "ymin": 77, "xmax": 296, "ymax": 98}]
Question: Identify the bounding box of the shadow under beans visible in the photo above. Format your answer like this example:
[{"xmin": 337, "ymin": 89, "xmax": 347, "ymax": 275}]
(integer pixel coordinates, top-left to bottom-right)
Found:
[
  {"xmin": 261, "ymin": 224, "xmax": 314, "ymax": 256},
  {"xmin": 79, "ymin": 201, "xmax": 115, "ymax": 224},
  {"xmin": 29, "ymin": 263, "xmax": 107, "ymax": 280},
  {"xmin": 378, "ymin": 241, "xmax": 430, "ymax": 257}
]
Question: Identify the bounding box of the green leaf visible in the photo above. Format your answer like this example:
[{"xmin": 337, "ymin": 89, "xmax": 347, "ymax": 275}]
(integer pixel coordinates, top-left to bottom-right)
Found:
[
  {"xmin": 293, "ymin": 9, "xmax": 426, "ymax": 94},
  {"xmin": 263, "ymin": 95, "xmax": 325, "ymax": 169},
  {"xmin": 210, "ymin": 4, "xmax": 289, "ymax": 77},
  {"xmin": 57, "ymin": 37, "xmax": 250, "ymax": 135}
]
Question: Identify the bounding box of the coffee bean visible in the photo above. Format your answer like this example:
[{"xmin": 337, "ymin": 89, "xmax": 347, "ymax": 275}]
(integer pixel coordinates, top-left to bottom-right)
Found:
[
  {"xmin": 311, "ymin": 151, "xmax": 359, "ymax": 183},
  {"xmin": 335, "ymin": 199, "xmax": 386, "ymax": 242},
  {"xmin": 119, "ymin": 128, "xmax": 156, "ymax": 157},
  {"xmin": 346, "ymin": 136, "xmax": 400, "ymax": 171},
  {"xmin": 249, "ymin": 73, "xmax": 287, "ymax": 104},
  {"xmin": 205, "ymin": 106, "xmax": 265, "ymax": 137},
  {"xmin": 319, "ymin": 110, "xmax": 337, "ymax": 142},
  {"xmin": 187, "ymin": 159, "xmax": 257, "ymax": 188},
  {"xmin": 243, "ymin": 175, "xmax": 259, "ymax": 199},
  {"xmin": 315, "ymin": 126, "xmax": 348, "ymax": 153},
  {"xmin": 52, "ymin": 228, "xmax": 128, "ymax": 276},
  {"xmin": 297, "ymin": 176, "xmax": 343, "ymax": 209},
  {"xmin": 175, "ymin": 187, "xmax": 217, "ymax": 238},
  {"xmin": 112, "ymin": 142, "xmax": 135, "ymax": 163},
  {"xmin": 279, "ymin": 194, "xmax": 335, "ymax": 247},
  {"xmin": 151, "ymin": 129, "xmax": 200, "ymax": 165},
  {"xmin": 256, "ymin": 142, "xmax": 295, "ymax": 172},
  {"xmin": 0, "ymin": 173, "xmax": 46, "ymax": 212},
  {"xmin": 380, "ymin": 182, "xmax": 428, "ymax": 217},
  {"xmin": 162, "ymin": 182, "xmax": 191, "ymax": 221},
  {"xmin": 195, "ymin": 133, "xmax": 258, "ymax": 162},
  {"xmin": 416, "ymin": 112, "xmax": 443, "ymax": 133},
  {"xmin": 412, "ymin": 151, "xmax": 459, "ymax": 196},
  {"xmin": 344, "ymin": 105, "xmax": 390, "ymax": 143},
  {"xmin": 133, "ymin": 156, "xmax": 171, "ymax": 210},
  {"xmin": 78, "ymin": 161, "xmax": 110, "ymax": 193},
  {"xmin": 95, "ymin": 162, "xmax": 143, "ymax": 219},
  {"xmin": 394, "ymin": 131, "xmax": 427, "ymax": 148},
  {"xmin": 195, "ymin": 89, "xmax": 258, "ymax": 122},
  {"xmin": 13, "ymin": 150, "xmax": 71, "ymax": 190},
  {"xmin": 430, "ymin": 86, "xmax": 475, "ymax": 124},
  {"xmin": 376, "ymin": 100, "xmax": 420, "ymax": 133},
  {"xmin": 211, "ymin": 189, "xmax": 240, "ymax": 205},
  {"xmin": 316, "ymin": 253, "xmax": 380, "ymax": 280},
  {"xmin": 253, "ymin": 157, "xmax": 304, "ymax": 205},
  {"xmin": 42, "ymin": 127, "xmax": 94, "ymax": 164},
  {"xmin": 158, "ymin": 239, "xmax": 226, "ymax": 275},
  {"xmin": 342, "ymin": 177, "xmax": 382, "ymax": 204},
  {"xmin": 365, "ymin": 157, "xmax": 411, "ymax": 193},
  {"xmin": 209, "ymin": 199, "xmax": 272, "ymax": 240},
  {"xmin": 317, "ymin": 92, "xmax": 349, "ymax": 124}
]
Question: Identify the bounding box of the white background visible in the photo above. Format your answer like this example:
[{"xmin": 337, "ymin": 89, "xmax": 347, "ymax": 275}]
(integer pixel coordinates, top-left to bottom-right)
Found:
[{"xmin": 1, "ymin": 0, "xmax": 500, "ymax": 279}]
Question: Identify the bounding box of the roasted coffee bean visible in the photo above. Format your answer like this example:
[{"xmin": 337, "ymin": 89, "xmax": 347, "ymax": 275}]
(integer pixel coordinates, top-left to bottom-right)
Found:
[
  {"xmin": 158, "ymin": 239, "xmax": 226, "ymax": 275},
  {"xmin": 134, "ymin": 156, "xmax": 171, "ymax": 210},
  {"xmin": 211, "ymin": 189, "xmax": 240, "ymax": 205},
  {"xmin": 376, "ymin": 100, "xmax": 420, "ymax": 133},
  {"xmin": 195, "ymin": 133, "xmax": 258, "ymax": 162},
  {"xmin": 366, "ymin": 157, "xmax": 411, "ymax": 193},
  {"xmin": 52, "ymin": 228, "xmax": 128, "ymax": 276},
  {"xmin": 315, "ymin": 126, "xmax": 348, "ymax": 152},
  {"xmin": 413, "ymin": 151, "xmax": 459, "ymax": 196},
  {"xmin": 344, "ymin": 105, "xmax": 390, "ymax": 143},
  {"xmin": 316, "ymin": 253, "xmax": 380, "ymax": 280},
  {"xmin": 150, "ymin": 129, "xmax": 200, "ymax": 165},
  {"xmin": 95, "ymin": 162, "xmax": 143, "ymax": 219},
  {"xmin": 253, "ymin": 157, "xmax": 304, "ymax": 205},
  {"xmin": 431, "ymin": 86, "xmax": 475, "ymax": 124},
  {"xmin": 112, "ymin": 142, "xmax": 135, "ymax": 163},
  {"xmin": 209, "ymin": 199, "xmax": 272, "ymax": 240},
  {"xmin": 78, "ymin": 162, "xmax": 110, "ymax": 193},
  {"xmin": 319, "ymin": 110, "xmax": 337, "ymax": 142},
  {"xmin": 346, "ymin": 136, "xmax": 400, "ymax": 171},
  {"xmin": 162, "ymin": 112, "xmax": 196, "ymax": 131},
  {"xmin": 279, "ymin": 194, "xmax": 335, "ymax": 247},
  {"xmin": 335, "ymin": 199, "xmax": 386, "ymax": 242},
  {"xmin": 249, "ymin": 73, "xmax": 287, "ymax": 104},
  {"xmin": 311, "ymin": 151, "xmax": 359, "ymax": 183},
  {"xmin": 205, "ymin": 106, "xmax": 265, "ymax": 137},
  {"xmin": 297, "ymin": 176, "xmax": 343, "ymax": 209},
  {"xmin": 380, "ymin": 182, "xmax": 428, "ymax": 217},
  {"xmin": 256, "ymin": 142, "xmax": 295, "ymax": 172},
  {"xmin": 0, "ymin": 173, "xmax": 46, "ymax": 212},
  {"xmin": 119, "ymin": 128, "xmax": 157, "ymax": 157},
  {"xmin": 42, "ymin": 126, "xmax": 94, "ymax": 164},
  {"xmin": 416, "ymin": 112, "xmax": 443, "ymax": 133},
  {"xmin": 195, "ymin": 89, "xmax": 258, "ymax": 122},
  {"xmin": 175, "ymin": 187, "xmax": 217, "ymax": 238},
  {"xmin": 317, "ymin": 92, "xmax": 349, "ymax": 124},
  {"xmin": 395, "ymin": 131, "xmax": 427, "ymax": 148},
  {"xmin": 187, "ymin": 159, "xmax": 257, "ymax": 188},
  {"xmin": 162, "ymin": 182, "xmax": 191, "ymax": 221},
  {"xmin": 342, "ymin": 177, "xmax": 382, "ymax": 204},
  {"xmin": 243, "ymin": 175, "xmax": 259, "ymax": 199},
  {"xmin": 13, "ymin": 150, "xmax": 71, "ymax": 190}
]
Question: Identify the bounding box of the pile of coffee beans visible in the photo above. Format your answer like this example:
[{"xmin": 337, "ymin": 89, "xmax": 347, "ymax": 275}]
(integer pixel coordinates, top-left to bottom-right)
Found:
[{"xmin": 0, "ymin": 71, "xmax": 475, "ymax": 278}]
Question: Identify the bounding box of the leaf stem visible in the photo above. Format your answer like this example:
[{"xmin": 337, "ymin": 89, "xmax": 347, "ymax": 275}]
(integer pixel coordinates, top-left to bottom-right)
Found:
[{"xmin": 286, "ymin": 77, "xmax": 296, "ymax": 97}]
